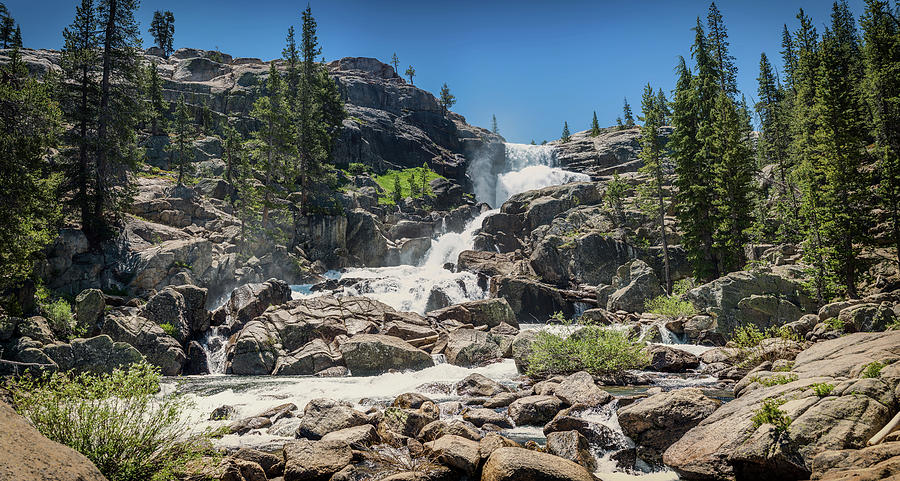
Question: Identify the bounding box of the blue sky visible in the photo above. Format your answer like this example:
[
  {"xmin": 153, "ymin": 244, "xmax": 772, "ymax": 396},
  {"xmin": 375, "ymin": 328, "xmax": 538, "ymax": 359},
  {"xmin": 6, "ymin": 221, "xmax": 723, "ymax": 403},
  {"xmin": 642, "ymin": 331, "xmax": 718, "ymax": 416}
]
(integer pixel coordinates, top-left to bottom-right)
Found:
[{"xmin": 6, "ymin": 0, "xmax": 866, "ymax": 143}]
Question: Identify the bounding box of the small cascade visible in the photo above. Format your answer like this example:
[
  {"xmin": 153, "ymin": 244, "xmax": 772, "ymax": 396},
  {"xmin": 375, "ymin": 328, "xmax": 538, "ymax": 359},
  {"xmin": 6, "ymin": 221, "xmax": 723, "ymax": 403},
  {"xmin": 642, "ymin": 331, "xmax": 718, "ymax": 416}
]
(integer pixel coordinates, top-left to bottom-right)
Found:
[{"xmin": 199, "ymin": 326, "xmax": 229, "ymax": 375}]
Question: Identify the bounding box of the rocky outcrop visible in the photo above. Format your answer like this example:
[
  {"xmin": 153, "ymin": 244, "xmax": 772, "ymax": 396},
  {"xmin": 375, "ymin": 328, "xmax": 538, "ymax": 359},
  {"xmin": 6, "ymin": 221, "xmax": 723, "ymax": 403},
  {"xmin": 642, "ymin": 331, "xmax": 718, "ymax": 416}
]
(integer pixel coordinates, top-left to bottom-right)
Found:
[
  {"xmin": 0, "ymin": 401, "xmax": 107, "ymax": 481},
  {"xmin": 664, "ymin": 331, "xmax": 900, "ymax": 480},
  {"xmin": 340, "ymin": 334, "xmax": 434, "ymax": 376},
  {"xmin": 684, "ymin": 265, "xmax": 816, "ymax": 336},
  {"xmin": 617, "ymin": 387, "xmax": 721, "ymax": 465},
  {"xmin": 481, "ymin": 447, "xmax": 598, "ymax": 481},
  {"xmin": 606, "ymin": 259, "xmax": 663, "ymax": 313}
]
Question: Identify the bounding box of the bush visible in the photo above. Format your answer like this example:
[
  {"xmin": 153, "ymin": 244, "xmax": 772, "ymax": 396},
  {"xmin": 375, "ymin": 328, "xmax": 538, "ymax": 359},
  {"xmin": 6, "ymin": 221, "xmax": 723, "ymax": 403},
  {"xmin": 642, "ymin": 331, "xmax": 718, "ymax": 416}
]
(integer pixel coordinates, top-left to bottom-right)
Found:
[
  {"xmin": 526, "ymin": 321, "xmax": 648, "ymax": 378},
  {"xmin": 752, "ymin": 398, "xmax": 791, "ymax": 433},
  {"xmin": 811, "ymin": 382, "xmax": 834, "ymax": 397},
  {"xmin": 36, "ymin": 284, "xmax": 76, "ymax": 338},
  {"xmin": 862, "ymin": 361, "xmax": 886, "ymax": 379},
  {"xmin": 731, "ymin": 324, "xmax": 799, "ymax": 349},
  {"xmin": 159, "ymin": 322, "xmax": 177, "ymax": 337},
  {"xmin": 824, "ymin": 317, "xmax": 845, "ymax": 332},
  {"xmin": 645, "ymin": 295, "xmax": 697, "ymax": 318},
  {"xmin": 7, "ymin": 362, "xmax": 209, "ymax": 481}
]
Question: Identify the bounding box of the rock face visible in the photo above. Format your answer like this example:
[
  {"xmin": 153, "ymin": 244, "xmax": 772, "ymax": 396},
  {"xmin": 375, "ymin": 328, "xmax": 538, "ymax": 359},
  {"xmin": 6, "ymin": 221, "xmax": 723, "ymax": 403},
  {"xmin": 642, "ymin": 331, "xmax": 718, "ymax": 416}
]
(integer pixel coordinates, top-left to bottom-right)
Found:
[
  {"xmin": 684, "ymin": 266, "xmax": 815, "ymax": 335},
  {"xmin": 664, "ymin": 331, "xmax": 900, "ymax": 480},
  {"xmin": 481, "ymin": 447, "xmax": 598, "ymax": 481},
  {"xmin": 340, "ymin": 333, "xmax": 434, "ymax": 376},
  {"xmin": 0, "ymin": 401, "xmax": 107, "ymax": 481},
  {"xmin": 617, "ymin": 388, "xmax": 721, "ymax": 465},
  {"xmin": 607, "ymin": 260, "xmax": 663, "ymax": 313}
]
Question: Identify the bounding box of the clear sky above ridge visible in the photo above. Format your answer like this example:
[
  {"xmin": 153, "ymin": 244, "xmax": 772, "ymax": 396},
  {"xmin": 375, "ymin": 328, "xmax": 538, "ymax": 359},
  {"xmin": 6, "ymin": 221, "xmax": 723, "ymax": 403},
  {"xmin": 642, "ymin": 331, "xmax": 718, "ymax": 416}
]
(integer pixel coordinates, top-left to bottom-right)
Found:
[{"xmin": 7, "ymin": 0, "xmax": 866, "ymax": 144}]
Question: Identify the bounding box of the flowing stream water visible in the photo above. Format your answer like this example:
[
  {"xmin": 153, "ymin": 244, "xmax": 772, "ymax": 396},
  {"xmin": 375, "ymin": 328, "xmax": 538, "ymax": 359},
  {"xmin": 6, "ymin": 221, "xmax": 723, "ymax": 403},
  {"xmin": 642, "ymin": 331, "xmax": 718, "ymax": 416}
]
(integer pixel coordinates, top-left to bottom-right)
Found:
[{"xmin": 175, "ymin": 144, "xmax": 701, "ymax": 479}]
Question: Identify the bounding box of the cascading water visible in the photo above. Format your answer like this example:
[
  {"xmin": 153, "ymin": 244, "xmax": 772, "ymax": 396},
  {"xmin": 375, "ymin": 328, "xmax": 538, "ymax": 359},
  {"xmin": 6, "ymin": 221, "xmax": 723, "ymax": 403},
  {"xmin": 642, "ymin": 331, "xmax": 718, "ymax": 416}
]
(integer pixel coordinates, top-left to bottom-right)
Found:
[{"xmin": 291, "ymin": 143, "xmax": 589, "ymax": 314}]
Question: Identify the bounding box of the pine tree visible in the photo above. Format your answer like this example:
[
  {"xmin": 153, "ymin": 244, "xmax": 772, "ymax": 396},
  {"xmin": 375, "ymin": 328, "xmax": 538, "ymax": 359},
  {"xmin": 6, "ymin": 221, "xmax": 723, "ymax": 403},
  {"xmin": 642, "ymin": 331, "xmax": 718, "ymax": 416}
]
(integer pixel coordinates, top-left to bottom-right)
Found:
[
  {"xmin": 655, "ymin": 89, "xmax": 671, "ymax": 124},
  {"xmin": 862, "ymin": 0, "xmax": 900, "ymax": 266},
  {"xmin": 169, "ymin": 96, "xmax": 194, "ymax": 185},
  {"xmin": 0, "ymin": 4, "xmax": 14, "ymax": 49},
  {"xmin": 707, "ymin": 2, "xmax": 738, "ymax": 96},
  {"xmin": 222, "ymin": 120, "xmax": 241, "ymax": 186},
  {"xmin": 391, "ymin": 52, "xmax": 399, "ymax": 74},
  {"xmin": 590, "ymin": 111, "xmax": 600, "ymax": 136},
  {"xmin": 146, "ymin": 61, "xmax": 167, "ymax": 135},
  {"xmin": 283, "ymin": 26, "xmax": 300, "ymax": 103},
  {"xmin": 561, "ymin": 121, "xmax": 571, "ymax": 142},
  {"xmin": 0, "ymin": 51, "xmax": 63, "ymax": 291},
  {"xmin": 231, "ymin": 140, "xmax": 259, "ymax": 254},
  {"xmin": 756, "ymin": 52, "xmax": 799, "ymax": 242},
  {"xmin": 93, "ymin": 0, "xmax": 145, "ymax": 242},
  {"xmin": 252, "ymin": 62, "xmax": 294, "ymax": 228},
  {"xmin": 616, "ymin": 117, "xmax": 624, "ymax": 130},
  {"xmin": 10, "ymin": 24, "xmax": 20, "ymax": 47},
  {"xmin": 623, "ymin": 98, "xmax": 635, "ymax": 128},
  {"xmin": 404, "ymin": 65, "xmax": 415, "ymax": 84},
  {"xmin": 637, "ymin": 83, "xmax": 672, "ymax": 293},
  {"xmin": 491, "ymin": 114, "xmax": 498, "ymax": 134},
  {"xmin": 781, "ymin": 24, "xmax": 798, "ymax": 92},
  {"xmin": 392, "ymin": 174, "xmax": 402, "ymax": 204},
  {"xmin": 809, "ymin": 2, "xmax": 869, "ymax": 297},
  {"xmin": 148, "ymin": 10, "xmax": 174, "ymax": 57},
  {"xmin": 439, "ymin": 82, "xmax": 456, "ymax": 112},
  {"xmin": 408, "ymin": 171, "xmax": 420, "ymax": 197},
  {"xmin": 59, "ymin": 0, "xmax": 100, "ymax": 236}
]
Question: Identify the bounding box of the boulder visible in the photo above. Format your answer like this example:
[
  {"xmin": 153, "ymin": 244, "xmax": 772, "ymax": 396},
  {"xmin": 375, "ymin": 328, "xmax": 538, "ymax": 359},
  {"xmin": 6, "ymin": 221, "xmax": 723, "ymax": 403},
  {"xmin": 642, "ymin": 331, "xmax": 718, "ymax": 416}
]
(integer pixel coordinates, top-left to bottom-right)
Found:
[
  {"xmin": 811, "ymin": 441, "xmax": 900, "ymax": 481},
  {"xmin": 492, "ymin": 276, "xmax": 577, "ymax": 320},
  {"xmin": 444, "ymin": 329, "xmax": 501, "ymax": 367},
  {"xmin": 232, "ymin": 448, "xmax": 283, "ymax": 478},
  {"xmin": 646, "ymin": 344, "xmax": 700, "ymax": 372},
  {"xmin": 617, "ymin": 387, "xmax": 721, "ymax": 465},
  {"xmin": 320, "ymin": 424, "xmax": 379, "ymax": 448},
  {"xmin": 141, "ymin": 287, "xmax": 190, "ymax": 343},
  {"xmin": 0, "ymin": 401, "xmax": 107, "ymax": 481},
  {"xmin": 214, "ymin": 278, "xmax": 291, "ymax": 329},
  {"xmin": 100, "ymin": 314, "xmax": 185, "ymax": 375},
  {"xmin": 684, "ymin": 266, "xmax": 814, "ymax": 335},
  {"xmin": 606, "ymin": 260, "xmax": 663, "ymax": 313},
  {"xmin": 456, "ymin": 373, "xmax": 509, "ymax": 397},
  {"xmin": 340, "ymin": 334, "xmax": 434, "ymax": 376},
  {"xmin": 553, "ymin": 371, "xmax": 612, "ymax": 407},
  {"xmin": 425, "ymin": 434, "xmax": 481, "ymax": 476},
  {"xmin": 74, "ymin": 289, "xmax": 105, "ymax": 334},
  {"xmin": 392, "ymin": 392, "xmax": 433, "ymax": 409},
  {"xmin": 508, "ymin": 395, "xmax": 563, "ymax": 426},
  {"xmin": 419, "ymin": 419, "xmax": 482, "ymax": 442},
  {"xmin": 462, "ymin": 408, "xmax": 513, "ymax": 429},
  {"xmin": 511, "ymin": 330, "xmax": 537, "ymax": 373},
  {"xmin": 481, "ymin": 447, "xmax": 598, "ymax": 481},
  {"xmin": 273, "ymin": 339, "xmax": 342, "ymax": 375},
  {"xmin": 283, "ymin": 439, "xmax": 352, "ymax": 481},
  {"xmin": 297, "ymin": 398, "xmax": 368, "ymax": 440},
  {"xmin": 457, "ymin": 298, "xmax": 518, "ymax": 328},
  {"xmin": 664, "ymin": 331, "xmax": 900, "ymax": 481},
  {"xmin": 545, "ymin": 430, "xmax": 596, "ymax": 471},
  {"xmin": 379, "ymin": 404, "xmax": 440, "ymax": 441},
  {"xmin": 43, "ymin": 335, "xmax": 143, "ymax": 374}
]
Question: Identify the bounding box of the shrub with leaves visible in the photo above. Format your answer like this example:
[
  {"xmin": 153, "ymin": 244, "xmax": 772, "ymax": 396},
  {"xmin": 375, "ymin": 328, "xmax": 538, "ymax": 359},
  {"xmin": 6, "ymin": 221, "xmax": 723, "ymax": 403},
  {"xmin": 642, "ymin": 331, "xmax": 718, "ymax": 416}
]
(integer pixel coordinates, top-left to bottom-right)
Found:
[
  {"xmin": 752, "ymin": 398, "xmax": 791, "ymax": 433},
  {"xmin": 811, "ymin": 383, "xmax": 834, "ymax": 397},
  {"xmin": 8, "ymin": 362, "xmax": 208, "ymax": 481},
  {"xmin": 753, "ymin": 373, "xmax": 798, "ymax": 387},
  {"xmin": 862, "ymin": 361, "xmax": 886, "ymax": 379},
  {"xmin": 35, "ymin": 284, "xmax": 76, "ymax": 338},
  {"xmin": 645, "ymin": 295, "xmax": 697, "ymax": 317},
  {"xmin": 527, "ymin": 316, "xmax": 648, "ymax": 377}
]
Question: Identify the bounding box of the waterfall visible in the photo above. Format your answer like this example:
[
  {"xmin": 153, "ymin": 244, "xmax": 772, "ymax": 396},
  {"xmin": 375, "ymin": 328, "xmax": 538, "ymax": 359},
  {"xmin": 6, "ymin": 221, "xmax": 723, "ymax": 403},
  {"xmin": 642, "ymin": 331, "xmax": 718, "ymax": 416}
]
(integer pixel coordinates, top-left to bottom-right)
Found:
[
  {"xmin": 290, "ymin": 143, "xmax": 589, "ymax": 314},
  {"xmin": 199, "ymin": 326, "xmax": 229, "ymax": 375}
]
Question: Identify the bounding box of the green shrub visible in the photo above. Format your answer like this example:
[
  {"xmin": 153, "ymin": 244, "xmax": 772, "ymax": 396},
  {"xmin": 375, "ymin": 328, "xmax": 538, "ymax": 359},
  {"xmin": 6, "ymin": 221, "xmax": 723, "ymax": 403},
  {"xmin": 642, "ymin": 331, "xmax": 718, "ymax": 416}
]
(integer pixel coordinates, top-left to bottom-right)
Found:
[
  {"xmin": 7, "ymin": 362, "xmax": 209, "ymax": 481},
  {"xmin": 773, "ymin": 362, "xmax": 794, "ymax": 372},
  {"xmin": 35, "ymin": 284, "xmax": 76, "ymax": 338},
  {"xmin": 526, "ymin": 322, "xmax": 648, "ymax": 378},
  {"xmin": 752, "ymin": 398, "xmax": 791, "ymax": 433},
  {"xmin": 346, "ymin": 162, "xmax": 371, "ymax": 175},
  {"xmin": 159, "ymin": 322, "xmax": 177, "ymax": 337},
  {"xmin": 811, "ymin": 382, "xmax": 834, "ymax": 397},
  {"xmin": 824, "ymin": 317, "xmax": 845, "ymax": 331},
  {"xmin": 672, "ymin": 278, "xmax": 694, "ymax": 296},
  {"xmin": 862, "ymin": 361, "xmax": 886, "ymax": 378},
  {"xmin": 374, "ymin": 166, "xmax": 444, "ymax": 204},
  {"xmin": 732, "ymin": 324, "xmax": 767, "ymax": 348},
  {"xmin": 645, "ymin": 295, "xmax": 697, "ymax": 318},
  {"xmin": 754, "ymin": 373, "xmax": 798, "ymax": 387}
]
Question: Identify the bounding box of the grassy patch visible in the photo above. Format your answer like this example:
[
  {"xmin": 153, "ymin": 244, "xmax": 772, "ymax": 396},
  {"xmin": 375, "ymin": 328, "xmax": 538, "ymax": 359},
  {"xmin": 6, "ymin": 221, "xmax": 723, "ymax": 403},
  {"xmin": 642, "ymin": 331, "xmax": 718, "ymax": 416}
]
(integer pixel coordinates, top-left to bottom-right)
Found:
[
  {"xmin": 752, "ymin": 398, "xmax": 791, "ymax": 433},
  {"xmin": 811, "ymin": 382, "xmax": 834, "ymax": 397},
  {"xmin": 645, "ymin": 295, "xmax": 697, "ymax": 318},
  {"xmin": 526, "ymin": 317, "xmax": 648, "ymax": 377},
  {"xmin": 7, "ymin": 362, "xmax": 213, "ymax": 481},
  {"xmin": 374, "ymin": 166, "xmax": 444, "ymax": 205}
]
